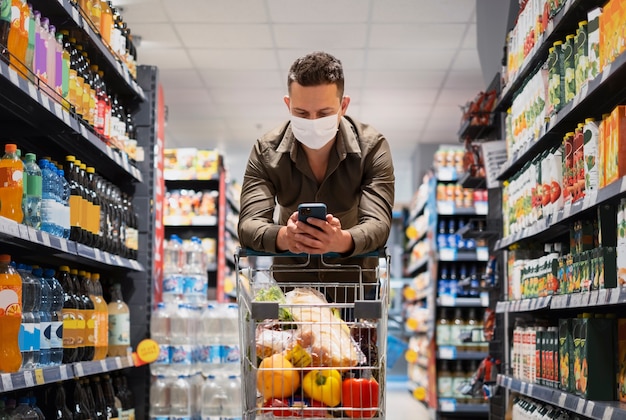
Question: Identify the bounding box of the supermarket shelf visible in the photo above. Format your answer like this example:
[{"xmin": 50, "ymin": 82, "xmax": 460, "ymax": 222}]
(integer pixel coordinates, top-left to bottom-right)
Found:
[
  {"xmin": 458, "ymin": 172, "xmax": 487, "ymax": 189},
  {"xmin": 406, "ymin": 232, "xmax": 428, "ymax": 251},
  {"xmin": 438, "ymin": 399, "xmax": 490, "ymax": 414},
  {"xmin": 437, "ymin": 294, "xmax": 489, "ymax": 308},
  {"xmin": 495, "ymin": 177, "xmax": 626, "ymax": 250},
  {"xmin": 437, "ymin": 347, "xmax": 488, "ymax": 360},
  {"xmin": 497, "ymin": 288, "xmax": 626, "ymax": 313},
  {"xmin": 498, "ymin": 47, "xmax": 626, "ymax": 181},
  {"xmin": 495, "ymin": 296, "xmax": 552, "ymax": 313},
  {"xmin": 164, "ymin": 175, "xmax": 220, "ymax": 184},
  {"xmin": 29, "ymin": 0, "xmax": 144, "ymax": 101},
  {"xmin": 438, "ymin": 247, "xmax": 490, "ymax": 262},
  {"xmin": 457, "ymin": 222, "xmax": 498, "ymax": 240},
  {"xmin": 437, "ymin": 201, "xmax": 489, "ymax": 216},
  {"xmin": 0, "ymin": 217, "xmax": 144, "ymax": 272},
  {"xmin": 0, "ymin": 355, "xmax": 134, "ymax": 394},
  {"xmin": 496, "ymin": 0, "xmax": 587, "ymax": 111},
  {"xmin": 0, "ymin": 60, "xmax": 143, "ymax": 184},
  {"xmin": 457, "ymin": 115, "xmax": 496, "ymax": 141},
  {"xmin": 497, "ymin": 374, "xmax": 626, "ymax": 420},
  {"xmin": 436, "ymin": 168, "xmax": 461, "ymax": 182},
  {"xmin": 405, "ymin": 255, "xmax": 429, "ymax": 277}
]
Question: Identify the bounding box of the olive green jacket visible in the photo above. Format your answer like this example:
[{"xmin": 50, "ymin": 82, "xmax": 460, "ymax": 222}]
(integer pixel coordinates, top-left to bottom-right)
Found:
[{"xmin": 237, "ymin": 115, "xmax": 395, "ymax": 256}]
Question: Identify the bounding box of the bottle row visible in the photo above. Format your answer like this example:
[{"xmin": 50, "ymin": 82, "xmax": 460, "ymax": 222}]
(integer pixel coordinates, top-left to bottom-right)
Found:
[
  {"xmin": 503, "ymin": 105, "xmax": 626, "ymax": 238},
  {"xmin": 0, "ymin": 371, "xmax": 135, "ymax": 419},
  {"xmin": 436, "ymin": 359, "xmax": 485, "ymax": 404},
  {"xmin": 511, "ymin": 396, "xmax": 585, "ymax": 420},
  {"xmin": 511, "ymin": 313, "xmax": 625, "ymax": 403},
  {"xmin": 163, "ymin": 148, "xmax": 222, "ymax": 181},
  {"xmin": 436, "ymin": 184, "xmax": 488, "ymax": 210},
  {"xmin": 150, "ymin": 302, "xmax": 240, "ymax": 378},
  {"xmin": 0, "ymin": 7, "xmax": 138, "ymax": 158},
  {"xmin": 437, "ymin": 217, "xmax": 485, "ymax": 252},
  {"xmin": 436, "ymin": 308, "xmax": 489, "ymax": 350},
  {"xmin": 438, "ymin": 262, "xmax": 485, "ymax": 299},
  {"xmin": 0, "ymin": 145, "xmax": 139, "ymax": 259},
  {"xmin": 164, "ymin": 189, "xmax": 219, "ymax": 226},
  {"xmin": 150, "ymin": 374, "xmax": 241, "ymax": 420},
  {"xmin": 0, "ymin": 257, "xmax": 130, "ymax": 374}
]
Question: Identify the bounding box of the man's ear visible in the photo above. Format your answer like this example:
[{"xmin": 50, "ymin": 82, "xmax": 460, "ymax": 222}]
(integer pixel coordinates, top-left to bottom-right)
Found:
[
  {"xmin": 341, "ymin": 96, "xmax": 351, "ymax": 115},
  {"xmin": 284, "ymin": 95, "xmax": 291, "ymax": 110}
]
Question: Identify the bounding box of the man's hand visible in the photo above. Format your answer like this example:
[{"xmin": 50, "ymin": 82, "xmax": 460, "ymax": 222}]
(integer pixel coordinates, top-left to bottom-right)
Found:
[{"xmin": 276, "ymin": 212, "xmax": 354, "ymax": 254}]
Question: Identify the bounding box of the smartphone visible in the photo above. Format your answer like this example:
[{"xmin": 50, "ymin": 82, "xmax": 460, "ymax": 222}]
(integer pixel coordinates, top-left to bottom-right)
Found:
[{"xmin": 297, "ymin": 203, "xmax": 327, "ymax": 228}]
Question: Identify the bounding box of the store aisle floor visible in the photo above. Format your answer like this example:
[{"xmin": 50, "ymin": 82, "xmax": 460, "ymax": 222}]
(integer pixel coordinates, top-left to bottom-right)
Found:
[{"xmin": 386, "ymin": 380, "xmax": 432, "ymax": 419}]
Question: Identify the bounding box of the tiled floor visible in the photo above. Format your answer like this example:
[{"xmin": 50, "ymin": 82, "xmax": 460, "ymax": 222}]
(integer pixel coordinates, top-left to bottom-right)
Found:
[{"xmin": 386, "ymin": 380, "xmax": 432, "ymax": 419}]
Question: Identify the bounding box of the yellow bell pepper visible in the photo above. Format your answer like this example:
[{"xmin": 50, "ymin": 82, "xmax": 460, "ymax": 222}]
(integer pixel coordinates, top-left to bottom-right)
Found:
[{"xmin": 302, "ymin": 369, "xmax": 342, "ymax": 407}]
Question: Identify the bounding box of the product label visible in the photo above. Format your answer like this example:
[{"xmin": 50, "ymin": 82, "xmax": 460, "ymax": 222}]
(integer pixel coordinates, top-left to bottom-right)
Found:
[
  {"xmin": 108, "ymin": 313, "xmax": 130, "ymax": 345},
  {"xmin": 0, "ymin": 283, "xmax": 21, "ymax": 316},
  {"xmin": 182, "ymin": 275, "xmax": 207, "ymax": 298},
  {"xmin": 222, "ymin": 345, "xmax": 240, "ymax": 365},
  {"xmin": 162, "ymin": 274, "xmax": 183, "ymax": 295},
  {"xmin": 85, "ymin": 309, "xmax": 96, "ymax": 345},
  {"xmin": 51, "ymin": 320, "xmax": 63, "ymax": 348},
  {"xmin": 436, "ymin": 324, "xmax": 451, "ymax": 346},
  {"xmin": 0, "ymin": 0, "xmax": 11, "ymax": 23},
  {"xmin": 154, "ymin": 344, "xmax": 170, "ymax": 365},
  {"xmin": 25, "ymin": 173, "xmax": 42, "ymax": 196},
  {"xmin": 40, "ymin": 320, "xmax": 52, "ymax": 350},
  {"xmin": 69, "ymin": 195, "xmax": 82, "ymax": 227},
  {"xmin": 18, "ymin": 322, "xmax": 41, "ymax": 352},
  {"xmin": 437, "ymin": 376, "xmax": 453, "ymax": 398},
  {"xmin": 95, "ymin": 309, "xmax": 108, "ymax": 348},
  {"xmin": 0, "ymin": 167, "xmax": 22, "ymax": 188},
  {"xmin": 170, "ymin": 344, "xmax": 193, "ymax": 366},
  {"xmin": 62, "ymin": 309, "xmax": 79, "ymax": 348}
]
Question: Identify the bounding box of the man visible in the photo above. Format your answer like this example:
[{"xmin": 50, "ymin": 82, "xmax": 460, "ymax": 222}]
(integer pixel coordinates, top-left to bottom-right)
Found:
[{"xmin": 238, "ymin": 51, "xmax": 395, "ymax": 260}]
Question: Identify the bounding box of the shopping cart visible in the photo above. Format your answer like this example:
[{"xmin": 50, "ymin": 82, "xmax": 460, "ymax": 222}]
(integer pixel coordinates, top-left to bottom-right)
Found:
[{"xmin": 236, "ymin": 248, "xmax": 390, "ymax": 419}]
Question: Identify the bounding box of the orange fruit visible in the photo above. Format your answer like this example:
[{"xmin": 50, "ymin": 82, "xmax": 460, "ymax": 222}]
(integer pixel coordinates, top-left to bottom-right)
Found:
[{"xmin": 6, "ymin": 303, "xmax": 21, "ymax": 316}]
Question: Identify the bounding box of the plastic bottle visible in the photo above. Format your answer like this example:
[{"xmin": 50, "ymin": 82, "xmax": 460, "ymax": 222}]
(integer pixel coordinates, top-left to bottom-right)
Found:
[
  {"xmin": 12, "ymin": 397, "xmax": 37, "ymax": 420},
  {"xmin": 28, "ymin": 397, "xmax": 45, "ymax": 420},
  {"xmin": 221, "ymin": 303, "xmax": 240, "ymax": 375},
  {"xmin": 16, "ymin": 264, "xmax": 40, "ymax": 370},
  {"xmin": 22, "ymin": 153, "xmax": 42, "ymax": 229},
  {"xmin": 169, "ymin": 376, "xmax": 191, "ymax": 419},
  {"xmin": 70, "ymin": 268, "xmax": 86, "ymax": 362},
  {"xmin": 149, "ymin": 376, "xmax": 170, "ymax": 419},
  {"xmin": 101, "ymin": 374, "xmax": 120, "ymax": 420},
  {"xmin": 163, "ymin": 234, "xmax": 183, "ymax": 302},
  {"xmin": 189, "ymin": 373, "xmax": 204, "ymax": 419},
  {"xmin": 201, "ymin": 375, "xmax": 227, "ymax": 418},
  {"xmin": 0, "ymin": 144, "xmax": 24, "ymax": 223},
  {"xmin": 39, "ymin": 159, "xmax": 59, "ymax": 236},
  {"xmin": 44, "ymin": 268, "xmax": 64, "ymax": 365},
  {"xmin": 79, "ymin": 271, "xmax": 95, "ymax": 361},
  {"xmin": 72, "ymin": 378, "xmax": 91, "ymax": 419},
  {"xmin": 0, "ymin": 400, "xmax": 8, "ymax": 420},
  {"xmin": 90, "ymin": 273, "xmax": 109, "ymax": 361},
  {"xmin": 0, "ymin": 255, "xmax": 23, "ymax": 373},
  {"xmin": 169, "ymin": 303, "xmax": 195, "ymax": 376},
  {"xmin": 53, "ymin": 383, "xmax": 74, "ymax": 419},
  {"xmin": 150, "ymin": 302, "xmax": 170, "ymax": 377},
  {"xmin": 107, "ymin": 283, "xmax": 130, "ymax": 357},
  {"xmin": 81, "ymin": 378, "xmax": 97, "ymax": 420},
  {"xmin": 222, "ymin": 375, "xmax": 242, "ymax": 419},
  {"xmin": 182, "ymin": 236, "xmax": 207, "ymax": 303},
  {"xmin": 198, "ymin": 303, "xmax": 222, "ymax": 376},
  {"xmin": 58, "ymin": 168, "xmax": 71, "ymax": 239},
  {"xmin": 91, "ymin": 376, "xmax": 107, "ymax": 420},
  {"xmin": 57, "ymin": 266, "xmax": 79, "ymax": 364},
  {"xmin": 32, "ymin": 267, "xmax": 51, "ymax": 367}
]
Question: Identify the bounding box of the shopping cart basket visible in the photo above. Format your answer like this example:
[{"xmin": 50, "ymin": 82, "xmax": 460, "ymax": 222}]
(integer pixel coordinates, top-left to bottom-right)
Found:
[{"xmin": 236, "ymin": 248, "xmax": 390, "ymax": 419}]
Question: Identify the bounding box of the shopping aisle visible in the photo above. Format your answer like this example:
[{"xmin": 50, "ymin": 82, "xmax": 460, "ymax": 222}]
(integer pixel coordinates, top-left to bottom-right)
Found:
[{"xmin": 387, "ymin": 380, "xmax": 432, "ymax": 419}]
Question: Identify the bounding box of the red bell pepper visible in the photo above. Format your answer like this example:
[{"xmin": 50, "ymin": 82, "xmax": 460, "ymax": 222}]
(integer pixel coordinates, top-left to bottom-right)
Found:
[
  {"xmin": 341, "ymin": 377, "xmax": 380, "ymax": 418},
  {"xmin": 262, "ymin": 398, "xmax": 328, "ymax": 417}
]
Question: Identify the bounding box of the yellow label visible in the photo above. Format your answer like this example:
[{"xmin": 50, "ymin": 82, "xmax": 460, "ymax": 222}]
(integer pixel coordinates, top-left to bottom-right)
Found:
[
  {"xmin": 82, "ymin": 200, "xmax": 92, "ymax": 233},
  {"xmin": 136, "ymin": 339, "xmax": 159, "ymax": 364},
  {"xmin": 85, "ymin": 310, "xmax": 96, "ymax": 345},
  {"xmin": 92, "ymin": 204, "xmax": 101, "ymax": 235},
  {"xmin": 69, "ymin": 195, "xmax": 82, "ymax": 227},
  {"xmin": 34, "ymin": 369, "xmax": 44, "ymax": 385}
]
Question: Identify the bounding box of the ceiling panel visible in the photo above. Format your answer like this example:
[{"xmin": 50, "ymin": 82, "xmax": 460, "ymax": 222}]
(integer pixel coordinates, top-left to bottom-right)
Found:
[
  {"xmin": 369, "ymin": 23, "xmax": 467, "ymax": 49},
  {"xmin": 157, "ymin": 69, "xmax": 205, "ymax": 89},
  {"xmin": 272, "ymin": 24, "xmax": 368, "ymax": 49},
  {"xmin": 198, "ymin": 69, "xmax": 283, "ymax": 89},
  {"xmin": 130, "ymin": 23, "xmax": 182, "ymax": 49},
  {"xmin": 136, "ymin": 48, "xmax": 193, "ymax": 69},
  {"xmin": 176, "ymin": 24, "xmax": 274, "ymax": 49},
  {"xmin": 366, "ymin": 49, "xmax": 454, "ymax": 71},
  {"xmin": 277, "ymin": 49, "xmax": 367, "ymax": 73},
  {"xmin": 267, "ymin": 0, "xmax": 370, "ymax": 23},
  {"xmin": 188, "ymin": 49, "xmax": 279, "ymax": 70},
  {"xmin": 360, "ymin": 89, "xmax": 439, "ymax": 106},
  {"xmin": 162, "ymin": 0, "xmax": 268, "ymax": 23},
  {"xmin": 365, "ymin": 70, "xmax": 447, "ymax": 89},
  {"xmin": 451, "ymin": 50, "xmax": 482, "ymax": 72},
  {"xmin": 445, "ymin": 70, "xmax": 487, "ymax": 90},
  {"xmin": 371, "ymin": 0, "xmax": 475, "ymax": 23}
]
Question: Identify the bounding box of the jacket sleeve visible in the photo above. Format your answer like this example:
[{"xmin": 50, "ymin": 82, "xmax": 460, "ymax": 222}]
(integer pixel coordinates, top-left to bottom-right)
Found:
[
  {"xmin": 347, "ymin": 135, "xmax": 395, "ymax": 256},
  {"xmin": 237, "ymin": 142, "xmax": 282, "ymax": 253}
]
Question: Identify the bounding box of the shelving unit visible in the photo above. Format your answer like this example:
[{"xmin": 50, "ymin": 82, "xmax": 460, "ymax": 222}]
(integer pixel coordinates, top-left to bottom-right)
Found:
[{"xmin": 490, "ymin": 0, "xmax": 626, "ymax": 418}]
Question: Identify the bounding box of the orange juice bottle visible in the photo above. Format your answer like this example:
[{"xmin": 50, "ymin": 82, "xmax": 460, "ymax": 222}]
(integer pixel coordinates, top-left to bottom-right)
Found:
[
  {"xmin": 0, "ymin": 143, "xmax": 24, "ymax": 223},
  {"xmin": 90, "ymin": 272, "xmax": 109, "ymax": 360},
  {"xmin": 7, "ymin": 0, "xmax": 29, "ymax": 76},
  {"xmin": 100, "ymin": 1, "xmax": 113, "ymax": 46},
  {"xmin": 0, "ymin": 254, "xmax": 23, "ymax": 373}
]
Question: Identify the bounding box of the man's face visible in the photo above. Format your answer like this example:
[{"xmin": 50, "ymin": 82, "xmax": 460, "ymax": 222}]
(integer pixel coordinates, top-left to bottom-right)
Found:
[{"xmin": 284, "ymin": 82, "xmax": 350, "ymax": 119}]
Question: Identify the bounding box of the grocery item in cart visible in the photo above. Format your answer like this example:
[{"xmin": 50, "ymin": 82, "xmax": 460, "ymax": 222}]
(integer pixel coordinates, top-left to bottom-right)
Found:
[{"xmin": 285, "ymin": 288, "xmax": 366, "ymax": 367}]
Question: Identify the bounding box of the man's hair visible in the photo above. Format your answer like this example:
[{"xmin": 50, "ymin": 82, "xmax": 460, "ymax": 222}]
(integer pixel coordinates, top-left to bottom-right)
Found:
[{"xmin": 287, "ymin": 51, "xmax": 344, "ymax": 98}]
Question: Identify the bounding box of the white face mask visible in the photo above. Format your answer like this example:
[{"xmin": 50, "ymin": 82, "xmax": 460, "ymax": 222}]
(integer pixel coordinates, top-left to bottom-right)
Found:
[{"xmin": 290, "ymin": 113, "xmax": 339, "ymax": 150}]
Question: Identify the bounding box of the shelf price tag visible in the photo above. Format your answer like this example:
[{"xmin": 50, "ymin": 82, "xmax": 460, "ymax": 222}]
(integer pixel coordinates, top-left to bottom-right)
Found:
[
  {"xmin": 1, "ymin": 373, "xmax": 13, "ymax": 391},
  {"xmin": 23, "ymin": 370, "xmax": 34, "ymax": 387},
  {"xmin": 439, "ymin": 399, "xmax": 456, "ymax": 412},
  {"xmin": 439, "ymin": 346, "xmax": 456, "ymax": 359},
  {"xmin": 0, "ymin": 217, "xmax": 20, "ymax": 237},
  {"xmin": 603, "ymin": 406, "xmax": 614, "ymax": 420},
  {"xmin": 558, "ymin": 392, "xmax": 567, "ymax": 407},
  {"xmin": 440, "ymin": 294, "xmax": 456, "ymax": 307},
  {"xmin": 475, "ymin": 201, "xmax": 488, "ymax": 215},
  {"xmin": 27, "ymin": 83, "xmax": 38, "ymax": 101},
  {"xmin": 60, "ymin": 365, "xmax": 69, "ymax": 380},
  {"xmin": 440, "ymin": 248, "xmax": 457, "ymax": 261},
  {"xmin": 100, "ymin": 360, "xmax": 108, "ymax": 372},
  {"xmin": 438, "ymin": 167, "xmax": 457, "ymax": 182},
  {"xmin": 34, "ymin": 368, "xmax": 44, "ymax": 385},
  {"xmin": 75, "ymin": 363, "xmax": 84, "ymax": 377},
  {"xmin": 480, "ymin": 292, "xmax": 490, "ymax": 307},
  {"xmin": 437, "ymin": 201, "xmax": 455, "ymax": 215},
  {"xmin": 476, "ymin": 247, "xmax": 489, "ymax": 261},
  {"xmin": 8, "ymin": 68, "xmax": 19, "ymax": 86}
]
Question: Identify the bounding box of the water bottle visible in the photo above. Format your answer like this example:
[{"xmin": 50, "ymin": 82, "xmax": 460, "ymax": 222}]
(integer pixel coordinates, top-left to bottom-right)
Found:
[
  {"xmin": 12, "ymin": 397, "xmax": 38, "ymax": 420},
  {"xmin": 189, "ymin": 373, "xmax": 204, "ymax": 419},
  {"xmin": 198, "ymin": 304, "xmax": 222, "ymax": 376},
  {"xmin": 150, "ymin": 302, "xmax": 170, "ymax": 377},
  {"xmin": 169, "ymin": 376, "xmax": 191, "ymax": 419},
  {"xmin": 57, "ymin": 168, "xmax": 71, "ymax": 239},
  {"xmin": 169, "ymin": 304, "xmax": 195, "ymax": 376},
  {"xmin": 182, "ymin": 237, "xmax": 207, "ymax": 303},
  {"xmin": 163, "ymin": 235, "xmax": 183, "ymax": 302},
  {"xmin": 17, "ymin": 264, "xmax": 41, "ymax": 370},
  {"xmin": 221, "ymin": 304, "xmax": 241, "ymax": 376},
  {"xmin": 222, "ymin": 375, "xmax": 243, "ymax": 419},
  {"xmin": 39, "ymin": 159, "xmax": 59, "ymax": 236},
  {"xmin": 28, "ymin": 397, "xmax": 45, "ymax": 420},
  {"xmin": 149, "ymin": 376, "xmax": 170, "ymax": 420},
  {"xmin": 201, "ymin": 375, "xmax": 227, "ymax": 419},
  {"xmin": 34, "ymin": 267, "xmax": 52, "ymax": 366},
  {"xmin": 22, "ymin": 153, "xmax": 42, "ymax": 229},
  {"xmin": 44, "ymin": 268, "xmax": 64, "ymax": 365}
]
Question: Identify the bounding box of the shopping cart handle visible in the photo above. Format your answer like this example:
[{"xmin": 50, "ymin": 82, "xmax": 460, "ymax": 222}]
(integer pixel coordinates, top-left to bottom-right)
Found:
[{"xmin": 236, "ymin": 247, "xmax": 386, "ymax": 258}]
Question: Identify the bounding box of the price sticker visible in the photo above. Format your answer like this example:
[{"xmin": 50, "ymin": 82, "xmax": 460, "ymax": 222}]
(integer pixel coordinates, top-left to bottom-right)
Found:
[
  {"xmin": 0, "ymin": 218, "xmax": 20, "ymax": 237},
  {"xmin": 562, "ymin": 203, "xmax": 572, "ymax": 219},
  {"xmin": 480, "ymin": 292, "xmax": 490, "ymax": 307},
  {"xmin": 75, "ymin": 363, "xmax": 84, "ymax": 377},
  {"xmin": 71, "ymin": 6, "xmax": 79, "ymax": 22},
  {"xmin": 40, "ymin": 232, "xmax": 51, "ymax": 247},
  {"xmin": 437, "ymin": 201, "xmax": 455, "ymax": 215},
  {"xmin": 53, "ymin": 102, "xmax": 63, "ymax": 120},
  {"xmin": 572, "ymin": 294, "xmax": 582, "ymax": 307},
  {"xmin": 603, "ymin": 406, "xmax": 614, "ymax": 420},
  {"xmin": 34, "ymin": 369, "xmax": 44, "ymax": 385},
  {"xmin": 100, "ymin": 360, "xmax": 107, "ymax": 372},
  {"xmin": 106, "ymin": 146, "xmax": 114, "ymax": 159},
  {"xmin": 1, "ymin": 373, "xmax": 13, "ymax": 391},
  {"xmin": 41, "ymin": 97, "xmax": 51, "ymax": 111},
  {"xmin": 439, "ymin": 399, "xmax": 456, "ymax": 412},
  {"xmin": 621, "ymin": 176, "xmax": 626, "ymax": 193},
  {"xmin": 8, "ymin": 68, "xmax": 19, "ymax": 86},
  {"xmin": 440, "ymin": 248, "xmax": 456, "ymax": 261},
  {"xmin": 585, "ymin": 401, "xmax": 594, "ymax": 416},
  {"xmin": 475, "ymin": 201, "xmax": 488, "ymax": 215},
  {"xmin": 115, "ymin": 357, "xmax": 123, "ymax": 369},
  {"xmin": 94, "ymin": 248, "xmax": 102, "ymax": 261},
  {"xmin": 610, "ymin": 288, "xmax": 621, "ymax": 304},
  {"xmin": 558, "ymin": 392, "xmax": 567, "ymax": 407},
  {"xmin": 440, "ymin": 295, "xmax": 456, "ymax": 307},
  {"xmin": 59, "ymin": 239, "xmax": 68, "ymax": 253},
  {"xmin": 576, "ymin": 398, "xmax": 585, "ymax": 413},
  {"xmin": 477, "ymin": 247, "xmax": 490, "ymax": 261},
  {"xmin": 598, "ymin": 289, "xmax": 608, "ymax": 304},
  {"xmin": 439, "ymin": 346, "xmax": 456, "ymax": 359},
  {"xmin": 23, "ymin": 370, "xmax": 34, "ymax": 387},
  {"xmin": 60, "ymin": 365, "xmax": 69, "ymax": 380},
  {"xmin": 27, "ymin": 83, "xmax": 38, "ymax": 101},
  {"xmin": 62, "ymin": 109, "xmax": 71, "ymax": 125}
]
